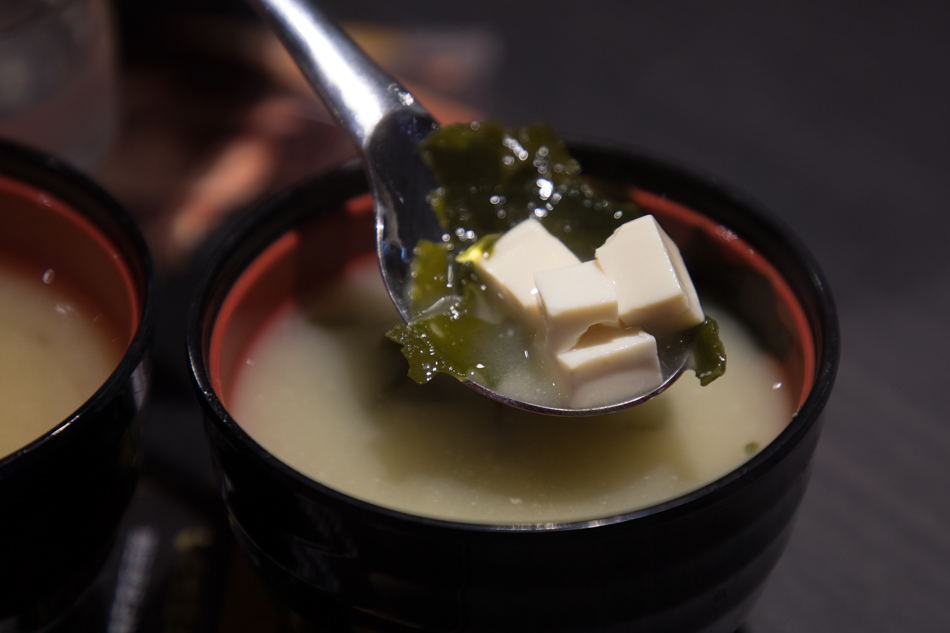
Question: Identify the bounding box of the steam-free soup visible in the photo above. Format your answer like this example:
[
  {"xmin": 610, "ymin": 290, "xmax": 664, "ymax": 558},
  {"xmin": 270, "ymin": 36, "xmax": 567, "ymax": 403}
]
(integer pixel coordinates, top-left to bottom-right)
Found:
[
  {"xmin": 231, "ymin": 262, "xmax": 795, "ymax": 524},
  {"xmin": 0, "ymin": 257, "xmax": 123, "ymax": 458}
]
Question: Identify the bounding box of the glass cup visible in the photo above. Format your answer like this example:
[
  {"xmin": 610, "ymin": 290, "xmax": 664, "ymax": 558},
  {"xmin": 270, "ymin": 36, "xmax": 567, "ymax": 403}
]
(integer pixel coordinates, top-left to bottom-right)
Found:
[
  {"xmin": 0, "ymin": 0, "xmax": 118, "ymax": 171},
  {"xmin": 0, "ymin": 140, "xmax": 153, "ymax": 632},
  {"xmin": 188, "ymin": 147, "xmax": 839, "ymax": 632}
]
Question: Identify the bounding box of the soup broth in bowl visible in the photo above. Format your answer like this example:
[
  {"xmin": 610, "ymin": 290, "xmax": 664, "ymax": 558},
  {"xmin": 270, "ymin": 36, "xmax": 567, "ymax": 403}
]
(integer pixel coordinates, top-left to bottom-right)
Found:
[
  {"xmin": 190, "ymin": 146, "xmax": 837, "ymax": 632},
  {"xmin": 0, "ymin": 141, "xmax": 153, "ymax": 630},
  {"xmin": 0, "ymin": 242, "xmax": 126, "ymax": 459}
]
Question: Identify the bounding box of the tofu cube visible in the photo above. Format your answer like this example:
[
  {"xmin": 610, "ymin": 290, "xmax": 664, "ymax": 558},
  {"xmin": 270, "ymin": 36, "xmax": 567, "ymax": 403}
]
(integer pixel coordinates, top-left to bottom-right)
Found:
[
  {"xmin": 471, "ymin": 219, "xmax": 580, "ymax": 323},
  {"xmin": 536, "ymin": 260, "xmax": 619, "ymax": 353},
  {"xmin": 595, "ymin": 215, "xmax": 704, "ymax": 335},
  {"xmin": 555, "ymin": 327, "xmax": 663, "ymax": 408}
]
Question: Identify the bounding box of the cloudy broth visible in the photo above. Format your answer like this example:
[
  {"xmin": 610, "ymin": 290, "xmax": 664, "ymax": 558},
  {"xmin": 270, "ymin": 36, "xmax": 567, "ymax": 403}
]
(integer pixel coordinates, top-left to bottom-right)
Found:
[
  {"xmin": 230, "ymin": 261, "xmax": 796, "ymax": 524},
  {"xmin": 0, "ymin": 256, "xmax": 123, "ymax": 458}
]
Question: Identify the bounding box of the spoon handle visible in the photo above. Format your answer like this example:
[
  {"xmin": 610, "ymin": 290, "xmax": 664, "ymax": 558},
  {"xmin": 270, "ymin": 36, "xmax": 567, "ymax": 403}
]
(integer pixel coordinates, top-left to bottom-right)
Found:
[{"xmin": 249, "ymin": 0, "xmax": 432, "ymax": 150}]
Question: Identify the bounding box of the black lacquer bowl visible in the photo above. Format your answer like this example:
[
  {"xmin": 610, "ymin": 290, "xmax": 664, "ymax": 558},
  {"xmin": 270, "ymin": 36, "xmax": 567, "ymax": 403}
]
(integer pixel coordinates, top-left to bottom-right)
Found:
[
  {"xmin": 0, "ymin": 141, "xmax": 154, "ymax": 631},
  {"xmin": 188, "ymin": 146, "xmax": 839, "ymax": 632}
]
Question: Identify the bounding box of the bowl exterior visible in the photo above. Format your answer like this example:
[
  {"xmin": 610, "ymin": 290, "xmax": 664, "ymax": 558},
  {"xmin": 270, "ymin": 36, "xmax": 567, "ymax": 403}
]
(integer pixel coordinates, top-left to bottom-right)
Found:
[{"xmin": 204, "ymin": 404, "xmax": 823, "ymax": 633}]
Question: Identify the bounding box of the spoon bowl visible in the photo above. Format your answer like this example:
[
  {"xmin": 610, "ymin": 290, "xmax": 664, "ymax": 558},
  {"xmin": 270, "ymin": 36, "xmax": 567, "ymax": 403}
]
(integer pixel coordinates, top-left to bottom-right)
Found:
[{"xmin": 250, "ymin": 0, "xmax": 692, "ymax": 414}]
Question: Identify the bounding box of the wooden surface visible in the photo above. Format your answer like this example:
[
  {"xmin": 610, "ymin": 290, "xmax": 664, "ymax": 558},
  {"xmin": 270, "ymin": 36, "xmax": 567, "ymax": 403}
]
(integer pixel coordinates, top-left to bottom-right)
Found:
[{"xmin": 53, "ymin": 1, "xmax": 950, "ymax": 631}]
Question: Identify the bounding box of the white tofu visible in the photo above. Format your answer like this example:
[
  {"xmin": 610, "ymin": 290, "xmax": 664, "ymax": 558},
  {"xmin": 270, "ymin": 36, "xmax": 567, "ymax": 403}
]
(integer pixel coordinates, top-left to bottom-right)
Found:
[
  {"xmin": 555, "ymin": 327, "xmax": 663, "ymax": 408},
  {"xmin": 536, "ymin": 260, "xmax": 619, "ymax": 353},
  {"xmin": 595, "ymin": 215, "xmax": 704, "ymax": 335},
  {"xmin": 471, "ymin": 219, "xmax": 580, "ymax": 323}
]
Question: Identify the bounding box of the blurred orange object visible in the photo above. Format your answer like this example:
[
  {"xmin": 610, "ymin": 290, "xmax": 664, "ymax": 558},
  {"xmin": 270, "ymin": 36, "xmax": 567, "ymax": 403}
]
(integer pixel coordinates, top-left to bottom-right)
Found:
[{"xmin": 96, "ymin": 15, "xmax": 490, "ymax": 271}]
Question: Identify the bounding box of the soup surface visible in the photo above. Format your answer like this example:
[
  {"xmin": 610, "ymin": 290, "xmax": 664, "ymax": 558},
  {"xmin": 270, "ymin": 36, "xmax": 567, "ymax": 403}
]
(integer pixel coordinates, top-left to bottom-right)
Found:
[
  {"xmin": 230, "ymin": 261, "xmax": 796, "ymax": 524},
  {"xmin": 0, "ymin": 256, "xmax": 123, "ymax": 458}
]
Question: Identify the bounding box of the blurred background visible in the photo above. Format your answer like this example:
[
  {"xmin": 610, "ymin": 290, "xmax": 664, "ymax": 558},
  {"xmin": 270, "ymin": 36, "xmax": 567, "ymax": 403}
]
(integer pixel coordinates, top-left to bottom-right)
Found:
[{"xmin": 4, "ymin": 0, "xmax": 948, "ymax": 631}]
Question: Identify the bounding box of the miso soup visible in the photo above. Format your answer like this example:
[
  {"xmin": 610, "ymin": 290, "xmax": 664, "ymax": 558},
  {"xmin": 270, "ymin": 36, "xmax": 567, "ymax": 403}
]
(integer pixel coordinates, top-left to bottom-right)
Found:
[
  {"xmin": 0, "ymin": 256, "xmax": 123, "ymax": 458},
  {"xmin": 230, "ymin": 262, "xmax": 795, "ymax": 524}
]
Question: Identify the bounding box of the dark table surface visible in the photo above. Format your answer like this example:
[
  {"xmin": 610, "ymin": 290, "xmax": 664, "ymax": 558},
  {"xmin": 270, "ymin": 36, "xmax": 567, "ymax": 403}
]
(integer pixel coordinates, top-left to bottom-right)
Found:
[{"xmin": 44, "ymin": 1, "xmax": 950, "ymax": 631}]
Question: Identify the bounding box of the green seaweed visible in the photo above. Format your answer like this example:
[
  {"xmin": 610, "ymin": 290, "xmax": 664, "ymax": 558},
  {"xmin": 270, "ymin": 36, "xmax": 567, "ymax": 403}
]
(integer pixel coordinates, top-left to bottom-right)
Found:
[
  {"xmin": 692, "ymin": 317, "xmax": 727, "ymax": 386},
  {"xmin": 386, "ymin": 297, "xmax": 495, "ymax": 386},
  {"xmin": 419, "ymin": 120, "xmax": 639, "ymax": 260}
]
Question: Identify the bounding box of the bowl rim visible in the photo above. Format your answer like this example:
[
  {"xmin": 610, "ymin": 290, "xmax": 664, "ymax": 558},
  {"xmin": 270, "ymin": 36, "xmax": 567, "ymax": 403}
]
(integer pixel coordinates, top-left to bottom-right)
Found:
[
  {"xmin": 188, "ymin": 143, "xmax": 840, "ymax": 534},
  {"xmin": 0, "ymin": 139, "xmax": 155, "ymax": 475}
]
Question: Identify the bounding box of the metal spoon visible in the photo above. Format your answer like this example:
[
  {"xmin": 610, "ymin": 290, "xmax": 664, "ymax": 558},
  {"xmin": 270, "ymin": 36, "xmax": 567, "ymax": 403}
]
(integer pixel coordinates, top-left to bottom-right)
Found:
[{"xmin": 249, "ymin": 0, "xmax": 693, "ymax": 415}]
